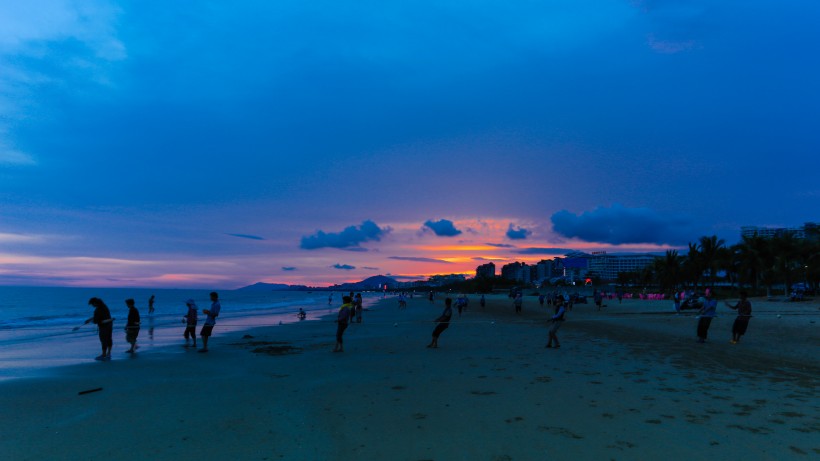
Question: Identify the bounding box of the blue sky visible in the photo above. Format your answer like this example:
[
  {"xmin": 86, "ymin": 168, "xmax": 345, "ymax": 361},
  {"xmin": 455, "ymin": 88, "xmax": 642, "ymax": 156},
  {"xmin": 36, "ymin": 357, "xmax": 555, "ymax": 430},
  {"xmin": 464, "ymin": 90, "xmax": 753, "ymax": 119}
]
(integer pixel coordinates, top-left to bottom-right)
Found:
[{"xmin": 1, "ymin": 0, "xmax": 818, "ymax": 288}]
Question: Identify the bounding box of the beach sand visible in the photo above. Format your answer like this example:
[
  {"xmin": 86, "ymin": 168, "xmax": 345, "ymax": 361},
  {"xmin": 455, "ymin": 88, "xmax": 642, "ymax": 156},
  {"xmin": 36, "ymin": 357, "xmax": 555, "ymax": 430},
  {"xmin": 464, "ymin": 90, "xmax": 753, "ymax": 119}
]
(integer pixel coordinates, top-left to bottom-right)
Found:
[{"xmin": 0, "ymin": 293, "xmax": 817, "ymax": 460}]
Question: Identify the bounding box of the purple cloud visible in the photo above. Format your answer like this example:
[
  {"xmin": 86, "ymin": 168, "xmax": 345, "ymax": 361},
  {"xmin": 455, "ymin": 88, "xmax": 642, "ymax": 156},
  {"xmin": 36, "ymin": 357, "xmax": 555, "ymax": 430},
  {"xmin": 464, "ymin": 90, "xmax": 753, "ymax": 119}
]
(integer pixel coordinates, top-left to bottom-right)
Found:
[
  {"xmin": 423, "ymin": 219, "xmax": 462, "ymax": 237},
  {"xmin": 227, "ymin": 233, "xmax": 265, "ymax": 240},
  {"xmin": 389, "ymin": 256, "xmax": 453, "ymax": 264},
  {"xmin": 505, "ymin": 224, "xmax": 531, "ymax": 240},
  {"xmin": 550, "ymin": 204, "xmax": 693, "ymax": 245},
  {"xmin": 300, "ymin": 220, "xmax": 389, "ymax": 250}
]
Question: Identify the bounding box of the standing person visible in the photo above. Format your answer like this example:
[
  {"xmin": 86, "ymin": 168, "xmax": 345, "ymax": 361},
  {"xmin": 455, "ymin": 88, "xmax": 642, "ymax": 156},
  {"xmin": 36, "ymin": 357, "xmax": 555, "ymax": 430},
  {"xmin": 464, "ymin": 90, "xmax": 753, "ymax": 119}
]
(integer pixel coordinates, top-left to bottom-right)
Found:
[
  {"xmin": 183, "ymin": 299, "xmax": 198, "ymax": 348},
  {"xmin": 82, "ymin": 297, "xmax": 114, "ymax": 360},
  {"xmin": 456, "ymin": 294, "xmax": 468, "ymax": 317},
  {"xmin": 328, "ymin": 292, "xmax": 333, "ymax": 306},
  {"xmin": 538, "ymin": 294, "xmax": 545, "ymax": 309},
  {"xmin": 513, "ymin": 292, "xmax": 523, "ymax": 314},
  {"xmin": 428, "ymin": 291, "xmax": 435, "ymax": 304},
  {"xmin": 673, "ymin": 291, "xmax": 681, "ymax": 315},
  {"xmin": 333, "ymin": 296, "xmax": 354, "ymax": 352},
  {"xmin": 427, "ymin": 297, "xmax": 453, "ymax": 349},
  {"xmin": 546, "ymin": 297, "xmax": 566, "ymax": 348},
  {"xmin": 725, "ymin": 291, "xmax": 752, "ymax": 344},
  {"xmin": 148, "ymin": 294, "xmax": 155, "ymax": 314},
  {"xmin": 594, "ymin": 290, "xmax": 603, "ymax": 311},
  {"xmin": 354, "ymin": 293, "xmax": 363, "ymax": 323},
  {"xmin": 617, "ymin": 290, "xmax": 623, "ymax": 304},
  {"xmin": 199, "ymin": 292, "xmax": 221, "ymax": 353},
  {"xmin": 480, "ymin": 294, "xmax": 486, "ymax": 310},
  {"xmin": 124, "ymin": 298, "xmax": 140, "ymax": 354},
  {"xmin": 696, "ymin": 289, "xmax": 717, "ymax": 343}
]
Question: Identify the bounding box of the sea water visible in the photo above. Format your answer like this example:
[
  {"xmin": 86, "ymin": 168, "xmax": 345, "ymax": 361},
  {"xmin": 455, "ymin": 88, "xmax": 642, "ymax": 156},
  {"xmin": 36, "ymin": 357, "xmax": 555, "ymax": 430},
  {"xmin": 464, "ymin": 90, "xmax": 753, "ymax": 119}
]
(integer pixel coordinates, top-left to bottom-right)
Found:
[{"xmin": 0, "ymin": 286, "xmax": 372, "ymax": 380}]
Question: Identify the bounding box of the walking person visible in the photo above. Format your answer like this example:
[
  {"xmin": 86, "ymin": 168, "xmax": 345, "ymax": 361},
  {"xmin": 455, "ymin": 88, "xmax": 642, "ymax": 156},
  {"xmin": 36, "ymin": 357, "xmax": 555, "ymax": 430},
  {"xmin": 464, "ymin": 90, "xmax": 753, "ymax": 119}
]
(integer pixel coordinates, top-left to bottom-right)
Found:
[
  {"xmin": 354, "ymin": 293, "xmax": 363, "ymax": 323},
  {"xmin": 148, "ymin": 294, "xmax": 155, "ymax": 314},
  {"xmin": 81, "ymin": 297, "xmax": 114, "ymax": 360},
  {"xmin": 696, "ymin": 289, "xmax": 717, "ymax": 343},
  {"xmin": 513, "ymin": 292, "xmax": 523, "ymax": 314},
  {"xmin": 456, "ymin": 294, "xmax": 468, "ymax": 317},
  {"xmin": 183, "ymin": 299, "xmax": 198, "ymax": 348},
  {"xmin": 725, "ymin": 291, "xmax": 752, "ymax": 344},
  {"xmin": 333, "ymin": 296, "xmax": 354, "ymax": 352},
  {"xmin": 673, "ymin": 291, "xmax": 681, "ymax": 315},
  {"xmin": 199, "ymin": 292, "xmax": 221, "ymax": 353},
  {"xmin": 546, "ymin": 297, "xmax": 566, "ymax": 348},
  {"xmin": 427, "ymin": 297, "xmax": 453, "ymax": 349},
  {"xmin": 124, "ymin": 298, "xmax": 140, "ymax": 354},
  {"xmin": 480, "ymin": 294, "xmax": 486, "ymax": 311}
]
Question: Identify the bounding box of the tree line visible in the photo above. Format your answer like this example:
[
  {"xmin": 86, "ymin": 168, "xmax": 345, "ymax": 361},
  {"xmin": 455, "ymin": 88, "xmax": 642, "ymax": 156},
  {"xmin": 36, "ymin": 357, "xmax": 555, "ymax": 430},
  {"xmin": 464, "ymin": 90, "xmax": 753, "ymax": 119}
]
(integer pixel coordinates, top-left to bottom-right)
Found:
[{"xmin": 617, "ymin": 230, "xmax": 820, "ymax": 297}]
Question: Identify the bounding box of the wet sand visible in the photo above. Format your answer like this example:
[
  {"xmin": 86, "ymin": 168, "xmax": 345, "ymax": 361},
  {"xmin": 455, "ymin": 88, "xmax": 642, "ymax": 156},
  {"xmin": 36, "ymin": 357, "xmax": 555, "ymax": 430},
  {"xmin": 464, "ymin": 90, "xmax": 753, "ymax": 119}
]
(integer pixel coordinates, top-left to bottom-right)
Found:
[{"xmin": 0, "ymin": 293, "xmax": 817, "ymax": 460}]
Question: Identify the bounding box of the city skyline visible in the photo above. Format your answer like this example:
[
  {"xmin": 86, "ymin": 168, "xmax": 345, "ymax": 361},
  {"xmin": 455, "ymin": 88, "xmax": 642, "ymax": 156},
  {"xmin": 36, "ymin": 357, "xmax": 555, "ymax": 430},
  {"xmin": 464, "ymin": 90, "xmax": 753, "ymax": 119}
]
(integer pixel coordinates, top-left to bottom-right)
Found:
[{"xmin": 2, "ymin": 1, "xmax": 819, "ymax": 288}]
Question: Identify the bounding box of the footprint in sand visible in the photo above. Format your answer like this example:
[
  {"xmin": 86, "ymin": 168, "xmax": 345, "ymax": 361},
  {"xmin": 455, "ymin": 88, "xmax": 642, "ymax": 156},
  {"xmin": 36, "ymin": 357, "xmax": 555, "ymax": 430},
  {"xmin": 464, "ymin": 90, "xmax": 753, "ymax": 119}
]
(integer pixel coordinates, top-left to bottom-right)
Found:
[{"xmin": 537, "ymin": 426, "xmax": 584, "ymax": 439}]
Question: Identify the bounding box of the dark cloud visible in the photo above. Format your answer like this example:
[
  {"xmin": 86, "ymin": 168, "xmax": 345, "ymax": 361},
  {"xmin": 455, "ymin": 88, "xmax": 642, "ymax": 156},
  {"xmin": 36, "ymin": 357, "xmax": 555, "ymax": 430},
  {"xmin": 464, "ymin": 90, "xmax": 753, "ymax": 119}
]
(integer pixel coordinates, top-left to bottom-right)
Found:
[
  {"xmin": 281, "ymin": 267, "xmax": 296, "ymax": 271},
  {"xmin": 423, "ymin": 219, "xmax": 462, "ymax": 237},
  {"xmin": 515, "ymin": 247, "xmax": 573, "ymax": 255},
  {"xmin": 389, "ymin": 256, "xmax": 453, "ymax": 264},
  {"xmin": 362, "ymin": 266, "xmax": 379, "ymax": 271},
  {"xmin": 227, "ymin": 233, "xmax": 265, "ymax": 240},
  {"xmin": 332, "ymin": 264, "xmax": 355, "ymax": 270},
  {"xmin": 550, "ymin": 205, "xmax": 693, "ymax": 245},
  {"xmin": 486, "ymin": 243, "xmax": 515, "ymax": 248},
  {"xmin": 300, "ymin": 220, "xmax": 389, "ymax": 250},
  {"xmin": 505, "ymin": 224, "xmax": 531, "ymax": 240}
]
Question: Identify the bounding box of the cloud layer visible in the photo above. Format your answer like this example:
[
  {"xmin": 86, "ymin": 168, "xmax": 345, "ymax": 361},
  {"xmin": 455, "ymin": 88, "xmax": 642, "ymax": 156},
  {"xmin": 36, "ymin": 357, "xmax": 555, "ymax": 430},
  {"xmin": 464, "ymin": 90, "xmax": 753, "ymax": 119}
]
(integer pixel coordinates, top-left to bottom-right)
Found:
[
  {"xmin": 506, "ymin": 224, "xmax": 531, "ymax": 240},
  {"xmin": 551, "ymin": 205, "xmax": 694, "ymax": 245},
  {"xmin": 423, "ymin": 219, "xmax": 462, "ymax": 237},
  {"xmin": 301, "ymin": 220, "xmax": 388, "ymax": 250}
]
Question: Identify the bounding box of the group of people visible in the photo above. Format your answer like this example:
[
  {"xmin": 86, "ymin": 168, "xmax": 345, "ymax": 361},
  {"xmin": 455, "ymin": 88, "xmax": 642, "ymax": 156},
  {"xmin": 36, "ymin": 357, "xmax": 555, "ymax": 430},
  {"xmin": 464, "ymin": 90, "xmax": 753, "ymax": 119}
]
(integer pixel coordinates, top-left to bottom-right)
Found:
[
  {"xmin": 80, "ymin": 292, "xmax": 222, "ymax": 360},
  {"xmin": 83, "ymin": 287, "xmax": 754, "ymax": 361},
  {"xmin": 332, "ymin": 292, "xmax": 365, "ymax": 352},
  {"xmin": 696, "ymin": 289, "xmax": 753, "ymax": 344},
  {"xmin": 419, "ymin": 289, "xmax": 753, "ymax": 351}
]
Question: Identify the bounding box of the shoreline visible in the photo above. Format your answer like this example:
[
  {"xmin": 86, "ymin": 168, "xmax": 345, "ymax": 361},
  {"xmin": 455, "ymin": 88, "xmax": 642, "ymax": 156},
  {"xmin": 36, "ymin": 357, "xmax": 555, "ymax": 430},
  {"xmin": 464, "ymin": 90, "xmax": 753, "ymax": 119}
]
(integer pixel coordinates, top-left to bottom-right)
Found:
[{"xmin": 0, "ymin": 293, "xmax": 817, "ymax": 460}]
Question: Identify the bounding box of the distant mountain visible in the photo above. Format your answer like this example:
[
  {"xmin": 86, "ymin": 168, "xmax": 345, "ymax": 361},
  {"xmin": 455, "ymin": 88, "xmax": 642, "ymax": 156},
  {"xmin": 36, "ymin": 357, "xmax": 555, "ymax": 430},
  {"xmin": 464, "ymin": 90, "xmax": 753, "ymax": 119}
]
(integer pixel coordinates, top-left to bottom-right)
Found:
[
  {"xmin": 330, "ymin": 275, "xmax": 398, "ymax": 291},
  {"xmin": 238, "ymin": 275, "xmax": 399, "ymax": 292},
  {"xmin": 236, "ymin": 282, "xmax": 308, "ymax": 291}
]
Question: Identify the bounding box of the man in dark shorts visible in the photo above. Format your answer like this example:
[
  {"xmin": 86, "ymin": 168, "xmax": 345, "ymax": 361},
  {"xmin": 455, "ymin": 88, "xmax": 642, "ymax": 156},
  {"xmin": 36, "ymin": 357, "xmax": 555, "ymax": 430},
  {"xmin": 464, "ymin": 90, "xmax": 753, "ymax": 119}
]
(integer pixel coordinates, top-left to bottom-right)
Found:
[
  {"xmin": 83, "ymin": 297, "xmax": 114, "ymax": 360},
  {"xmin": 124, "ymin": 298, "xmax": 141, "ymax": 354},
  {"xmin": 199, "ymin": 292, "xmax": 221, "ymax": 352},
  {"xmin": 725, "ymin": 291, "xmax": 752, "ymax": 344},
  {"xmin": 427, "ymin": 297, "xmax": 453, "ymax": 348},
  {"xmin": 334, "ymin": 296, "xmax": 354, "ymax": 352},
  {"xmin": 546, "ymin": 297, "xmax": 566, "ymax": 348}
]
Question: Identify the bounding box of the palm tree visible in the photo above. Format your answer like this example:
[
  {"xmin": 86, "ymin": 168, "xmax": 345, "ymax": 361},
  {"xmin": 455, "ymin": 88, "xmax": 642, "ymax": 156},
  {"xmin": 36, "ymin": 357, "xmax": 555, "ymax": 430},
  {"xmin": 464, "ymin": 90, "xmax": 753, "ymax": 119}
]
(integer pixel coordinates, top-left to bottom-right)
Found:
[
  {"xmin": 683, "ymin": 242, "xmax": 702, "ymax": 290},
  {"xmin": 733, "ymin": 234, "xmax": 767, "ymax": 291},
  {"xmin": 655, "ymin": 250, "xmax": 682, "ymax": 292},
  {"xmin": 772, "ymin": 232, "xmax": 801, "ymax": 296},
  {"xmin": 697, "ymin": 235, "xmax": 726, "ymax": 286}
]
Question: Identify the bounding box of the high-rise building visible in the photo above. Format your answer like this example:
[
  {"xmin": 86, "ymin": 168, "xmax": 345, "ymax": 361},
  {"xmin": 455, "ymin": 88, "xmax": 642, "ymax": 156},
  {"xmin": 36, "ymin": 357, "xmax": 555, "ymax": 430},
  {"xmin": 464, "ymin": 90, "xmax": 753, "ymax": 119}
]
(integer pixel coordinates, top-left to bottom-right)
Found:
[
  {"xmin": 741, "ymin": 222, "xmax": 817, "ymax": 240},
  {"xmin": 475, "ymin": 262, "xmax": 496, "ymax": 278}
]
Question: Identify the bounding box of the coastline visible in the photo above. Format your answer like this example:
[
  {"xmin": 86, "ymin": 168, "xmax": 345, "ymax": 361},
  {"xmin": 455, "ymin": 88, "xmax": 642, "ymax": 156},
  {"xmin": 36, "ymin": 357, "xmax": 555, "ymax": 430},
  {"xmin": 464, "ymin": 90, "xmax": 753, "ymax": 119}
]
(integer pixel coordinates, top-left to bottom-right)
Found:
[{"xmin": 0, "ymin": 293, "xmax": 817, "ymax": 460}]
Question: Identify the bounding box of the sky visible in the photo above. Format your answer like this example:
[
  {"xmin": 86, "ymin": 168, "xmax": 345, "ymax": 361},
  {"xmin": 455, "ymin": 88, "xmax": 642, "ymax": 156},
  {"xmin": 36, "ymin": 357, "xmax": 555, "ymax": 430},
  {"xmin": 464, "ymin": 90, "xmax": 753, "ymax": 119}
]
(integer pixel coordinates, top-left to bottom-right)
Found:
[{"xmin": 1, "ymin": 0, "xmax": 818, "ymax": 289}]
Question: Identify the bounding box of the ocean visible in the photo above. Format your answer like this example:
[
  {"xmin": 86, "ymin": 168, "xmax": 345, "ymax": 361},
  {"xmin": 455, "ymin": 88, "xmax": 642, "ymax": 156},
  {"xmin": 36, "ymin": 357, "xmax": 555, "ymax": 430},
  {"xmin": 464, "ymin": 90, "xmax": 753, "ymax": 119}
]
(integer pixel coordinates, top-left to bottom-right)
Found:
[{"xmin": 0, "ymin": 286, "xmax": 375, "ymax": 381}]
